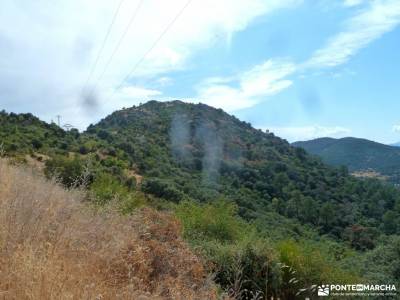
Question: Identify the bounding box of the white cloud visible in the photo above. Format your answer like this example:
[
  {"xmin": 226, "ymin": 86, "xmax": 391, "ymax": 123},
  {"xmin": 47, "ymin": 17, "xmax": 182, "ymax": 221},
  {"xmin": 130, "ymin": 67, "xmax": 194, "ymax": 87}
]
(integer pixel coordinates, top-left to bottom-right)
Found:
[
  {"xmin": 196, "ymin": 60, "xmax": 296, "ymax": 111},
  {"xmin": 117, "ymin": 86, "xmax": 162, "ymax": 100},
  {"xmin": 263, "ymin": 125, "xmax": 351, "ymax": 142},
  {"xmin": 3, "ymin": 0, "xmax": 397, "ymax": 130},
  {"xmin": 241, "ymin": 60, "xmax": 296, "ymax": 97},
  {"xmin": 392, "ymin": 125, "xmax": 400, "ymax": 133},
  {"xmin": 193, "ymin": 0, "xmax": 400, "ymax": 113},
  {"xmin": 343, "ymin": 0, "xmax": 365, "ymax": 7},
  {"xmin": 157, "ymin": 77, "xmax": 174, "ymax": 87},
  {"xmin": 196, "ymin": 85, "xmax": 255, "ymax": 112},
  {"xmin": 0, "ymin": 0, "xmax": 300, "ymax": 127},
  {"xmin": 306, "ymin": 0, "xmax": 400, "ymax": 68}
]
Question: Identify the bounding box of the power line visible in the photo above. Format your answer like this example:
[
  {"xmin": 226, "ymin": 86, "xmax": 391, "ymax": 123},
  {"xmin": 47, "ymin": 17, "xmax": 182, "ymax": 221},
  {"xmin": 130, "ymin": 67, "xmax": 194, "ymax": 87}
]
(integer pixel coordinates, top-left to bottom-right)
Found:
[
  {"xmin": 89, "ymin": 0, "xmax": 146, "ymax": 95},
  {"xmin": 113, "ymin": 0, "xmax": 193, "ymax": 95},
  {"xmin": 82, "ymin": 0, "xmax": 125, "ymax": 93}
]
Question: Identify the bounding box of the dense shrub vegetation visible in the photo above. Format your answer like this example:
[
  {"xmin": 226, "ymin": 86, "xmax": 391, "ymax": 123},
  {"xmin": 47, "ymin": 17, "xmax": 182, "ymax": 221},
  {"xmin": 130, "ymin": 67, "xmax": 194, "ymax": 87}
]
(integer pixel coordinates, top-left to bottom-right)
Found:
[{"xmin": 176, "ymin": 200, "xmax": 361, "ymax": 299}]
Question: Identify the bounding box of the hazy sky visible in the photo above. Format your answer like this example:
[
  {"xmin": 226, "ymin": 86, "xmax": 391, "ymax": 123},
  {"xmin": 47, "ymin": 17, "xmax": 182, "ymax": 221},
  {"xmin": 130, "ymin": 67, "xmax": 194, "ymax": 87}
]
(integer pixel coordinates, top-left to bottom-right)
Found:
[{"xmin": 1, "ymin": 0, "xmax": 400, "ymax": 143}]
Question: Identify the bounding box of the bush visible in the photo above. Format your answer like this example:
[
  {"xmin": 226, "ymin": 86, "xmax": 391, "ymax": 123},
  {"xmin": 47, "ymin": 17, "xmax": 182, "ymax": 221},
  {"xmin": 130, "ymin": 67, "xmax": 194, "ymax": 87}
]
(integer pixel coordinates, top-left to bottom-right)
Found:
[
  {"xmin": 44, "ymin": 155, "xmax": 84, "ymax": 187},
  {"xmin": 176, "ymin": 200, "xmax": 280, "ymax": 298},
  {"xmin": 118, "ymin": 191, "xmax": 148, "ymax": 214},
  {"xmin": 31, "ymin": 139, "xmax": 43, "ymax": 149},
  {"xmin": 90, "ymin": 173, "xmax": 128, "ymax": 204},
  {"xmin": 176, "ymin": 199, "xmax": 247, "ymax": 242},
  {"xmin": 90, "ymin": 173, "xmax": 146, "ymax": 212},
  {"xmin": 176, "ymin": 200, "xmax": 361, "ymax": 299},
  {"xmin": 142, "ymin": 178, "xmax": 183, "ymax": 202},
  {"xmin": 199, "ymin": 238, "xmax": 281, "ymax": 299},
  {"xmin": 79, "ymin": 145, "xmax": 88, "ymax": 154},
  {"xmin": 360, "ymin": 236, "xmax": 400, "ymax": 286},
  {"xmin": 277, "ymin": 240, "xmax": 359, "ymax": 299}
]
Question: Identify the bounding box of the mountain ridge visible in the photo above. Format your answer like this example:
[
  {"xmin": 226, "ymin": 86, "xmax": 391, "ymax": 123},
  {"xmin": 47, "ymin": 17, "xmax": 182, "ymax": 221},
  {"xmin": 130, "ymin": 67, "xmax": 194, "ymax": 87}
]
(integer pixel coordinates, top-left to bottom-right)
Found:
[
  {"xmin": 293, "ymin": 136, "xmax": 400, "ymax": 183},
  {"xmin": 391, "ymin": 141, "xmax": 400, "ymax": 147}
]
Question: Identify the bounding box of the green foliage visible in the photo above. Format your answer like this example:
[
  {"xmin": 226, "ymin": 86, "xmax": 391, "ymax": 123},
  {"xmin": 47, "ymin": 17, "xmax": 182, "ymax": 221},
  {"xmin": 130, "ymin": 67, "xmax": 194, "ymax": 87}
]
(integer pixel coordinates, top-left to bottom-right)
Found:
[
  {"xmin": 382, "ymin": 211, "xmax": 400, "ymax": 234},
  {"xmin": 0, "ymin": 111, "xmax": 77, "ymax": 155},
  {"xmin": 176, "ymin": 200, "xmax": 278, "ymax": 298},
  {"xmin": 278, "ymin": 240, "xmax": 359, "ymax": 298},
  {"xmin": 360, "ymin": 236, "xmax": 400, "ymax": 287},
  {"xmin": 90, "ymin": 173, "xmax": 129, "ymax": 204},
  {"xmin": 90, "ymin": 173, "xmax": 146, "ymax": 211},
  {"xmin": 118, "ymin": 191, "xmax": 148, "ymax": 214},
  {"xmin": 142, "ymin": 178, "xmax": 184, "ymax": 202},
  {"xmin": 86, "ymin": 101, "xmax": 400, "ymax": 243},
  {"xmin": 176, "ymin": 199, "xmax": 249, "ymax": 242},
  {"xmin": 342, "ymin": 225, "xmax": 379, "ymax": 251},
  {"xmin": 44, "ymin": 155, "xmax": 84, "ymax": 187},
  {"xmin": 176, "ymin": 200, "xmax": 359, "ymax": 299},
  {"xmin": 4, "ymin": 103, "xmax": 400, "ymax": 241}
]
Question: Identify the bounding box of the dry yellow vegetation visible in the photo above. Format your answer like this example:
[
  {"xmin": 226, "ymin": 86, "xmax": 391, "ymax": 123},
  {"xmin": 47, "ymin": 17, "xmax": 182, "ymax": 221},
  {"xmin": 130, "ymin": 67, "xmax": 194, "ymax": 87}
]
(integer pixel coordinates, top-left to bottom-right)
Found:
[{"xmin": 0, "ymin": 159, "xmax": 217, "ymax": 299}]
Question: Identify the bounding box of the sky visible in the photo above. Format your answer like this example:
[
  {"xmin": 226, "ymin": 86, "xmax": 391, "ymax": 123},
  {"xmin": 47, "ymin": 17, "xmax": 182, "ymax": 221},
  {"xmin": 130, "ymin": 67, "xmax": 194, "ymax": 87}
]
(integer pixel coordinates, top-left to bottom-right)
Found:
[{"xmin": 0, "ymin": 0, "xmax": 400, "ymax": 143}]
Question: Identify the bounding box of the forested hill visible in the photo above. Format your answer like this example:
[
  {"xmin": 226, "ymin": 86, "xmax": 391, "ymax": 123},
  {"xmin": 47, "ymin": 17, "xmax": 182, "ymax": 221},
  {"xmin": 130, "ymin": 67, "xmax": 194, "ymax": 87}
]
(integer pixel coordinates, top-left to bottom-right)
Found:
[
  {"xmin": 293, "ymin": 137, "xmax": 400, "ymax": 183},
  {"xmin": 2, "ymin": 103, "xmax": 400, "ymax": 244},
  {"xmin": 2, "ymin": 102, "xmax": 400, "ymax": 245},
  {"xmin": 84, "ymin": 101, "xmax": 400, "ymax": 244},
  {"xmin": 0, "ymin": 110, "xmax": 77, "ymax": 153}
]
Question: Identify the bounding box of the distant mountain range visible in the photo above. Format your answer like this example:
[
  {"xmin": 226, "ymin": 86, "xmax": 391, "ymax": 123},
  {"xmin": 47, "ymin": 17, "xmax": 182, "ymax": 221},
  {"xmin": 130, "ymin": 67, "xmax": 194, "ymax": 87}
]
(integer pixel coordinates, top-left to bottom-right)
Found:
[
  {"xmin": 293, "ymin": 137, "xmax": 400, "ymax": 183},
  {"xmin": 391, "ymin": 142, "xmax": 400, "ymax": 147}
]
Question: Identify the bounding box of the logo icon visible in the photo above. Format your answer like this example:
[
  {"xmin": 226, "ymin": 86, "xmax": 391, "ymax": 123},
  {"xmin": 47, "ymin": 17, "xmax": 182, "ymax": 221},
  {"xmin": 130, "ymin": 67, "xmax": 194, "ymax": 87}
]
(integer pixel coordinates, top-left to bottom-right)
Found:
[{"xmin": 318, "ymin": 285, "xmax": 330, "ymax": 296}]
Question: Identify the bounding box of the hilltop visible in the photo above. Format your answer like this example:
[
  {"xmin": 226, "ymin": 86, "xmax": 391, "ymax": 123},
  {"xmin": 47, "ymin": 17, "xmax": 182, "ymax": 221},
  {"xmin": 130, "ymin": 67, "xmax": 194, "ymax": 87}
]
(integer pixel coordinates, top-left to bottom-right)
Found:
[
  {"xmin": 85, "ymin": 101, "xmax": 400, "ymax": 238},
  {"xmin": 293, "ymin": 137, "xmax": 400, "ymax": 183}
]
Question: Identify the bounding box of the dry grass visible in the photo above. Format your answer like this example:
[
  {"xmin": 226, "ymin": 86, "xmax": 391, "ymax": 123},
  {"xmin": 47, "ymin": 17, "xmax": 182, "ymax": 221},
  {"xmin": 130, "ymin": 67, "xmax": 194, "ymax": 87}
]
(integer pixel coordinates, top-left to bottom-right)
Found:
[{"xmin": 0, "ymin": 159, "xmax": 217, "ymax": 299}]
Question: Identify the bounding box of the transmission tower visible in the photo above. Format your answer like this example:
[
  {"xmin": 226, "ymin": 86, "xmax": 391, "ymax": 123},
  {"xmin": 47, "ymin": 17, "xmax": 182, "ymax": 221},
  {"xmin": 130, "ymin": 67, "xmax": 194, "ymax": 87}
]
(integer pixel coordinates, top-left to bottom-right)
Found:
[{"xmin": 56, "ymin": 115, "xmax": 61, "ymax": 127}]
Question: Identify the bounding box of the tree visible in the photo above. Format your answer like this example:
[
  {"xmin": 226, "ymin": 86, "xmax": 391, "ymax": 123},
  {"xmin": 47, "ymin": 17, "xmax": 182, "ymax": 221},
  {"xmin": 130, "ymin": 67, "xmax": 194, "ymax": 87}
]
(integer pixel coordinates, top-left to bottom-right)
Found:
[
  {"xmin": 343, "ymin": 225, "xmax": 376, "ymax": 251},
  {"xmin": 286, "ymin": 190, "xmax": 302, "ymax": 218},
  {"xmin": 44, "ymin": 156, "xmax": 84, "ymax": 187},
  {"xmin": 382, "ymin": 211, "xmax": 399, "ymax": 235},
  {"xmin": 320, "ymin": 202, "xmax": 336, "ymax": 230},
  {"xmin": 271, "ymin": 197, "xmax": 285, "ymax": 214},
  {"xmin": 32, "ymin": 139, "xmax": 43, "ymax": 149},
  {"xmin": 141, "ymin": 178, "xmax": 183, "ymax": 202},
  {"xmin": 299, "ymin": 196, "xmax": 318, "ymax": 224}
]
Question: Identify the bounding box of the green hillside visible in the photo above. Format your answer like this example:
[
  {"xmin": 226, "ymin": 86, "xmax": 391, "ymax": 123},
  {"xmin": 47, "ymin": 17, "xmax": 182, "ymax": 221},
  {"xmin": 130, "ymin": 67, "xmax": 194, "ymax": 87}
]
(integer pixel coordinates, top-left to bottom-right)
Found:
[
  {"xmin": 0, "ymin": 110, "xmax": 77, "ymax": 154},
  {"xmin": 2, "ymin": 102, "xmax": 400, "ymax": 239},
  {"xmin": 1, "ymin": 102, "xmax": 400, "ymax": 298},
  {"xmin": 293, "ymin": 137, "xmax": 400, "ymax": 183}
]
